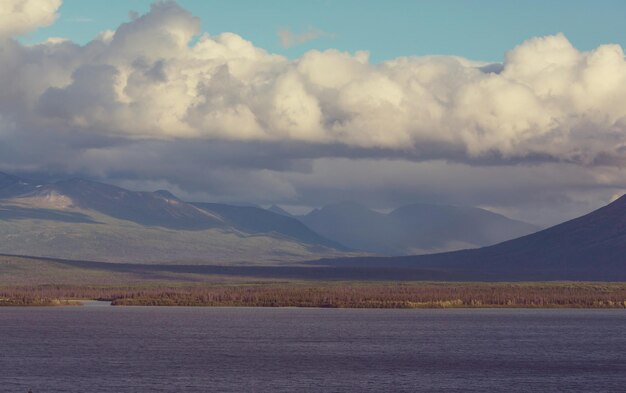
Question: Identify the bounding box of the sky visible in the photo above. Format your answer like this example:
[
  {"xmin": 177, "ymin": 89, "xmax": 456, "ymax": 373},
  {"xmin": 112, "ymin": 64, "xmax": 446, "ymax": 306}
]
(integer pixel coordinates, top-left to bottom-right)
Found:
[
  {"xmin": 20, "ymin": 0, "xmax": 626, "ymax": 63},
  {"xmin": 3, "ymin": 0, "xmax": 626, "ymax": 226}
]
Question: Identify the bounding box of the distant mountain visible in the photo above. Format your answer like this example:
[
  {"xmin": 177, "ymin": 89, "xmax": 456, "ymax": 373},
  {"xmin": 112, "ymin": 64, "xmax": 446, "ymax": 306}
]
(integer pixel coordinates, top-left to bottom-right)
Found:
[
  {"xmin": 298, "ymin": 201, "xmax": 539, "ymax": 255},
  {"xmin": 299, "ymin": 202, "xmax": 400, "ymax": 255},
  {"xmin": 193, "ymin": 203, "xmax": 346, "ymax": 250},
  {"xmin": 387, "ymin": 203, "xmax": 539, "ymax": 250},
  {"xmin": 0, "ymin": 173, "xmax": 350, "ymax": 264},
  {"xmin": 313, "ymin": 196, "xmax": 626, "ymax": 280}
]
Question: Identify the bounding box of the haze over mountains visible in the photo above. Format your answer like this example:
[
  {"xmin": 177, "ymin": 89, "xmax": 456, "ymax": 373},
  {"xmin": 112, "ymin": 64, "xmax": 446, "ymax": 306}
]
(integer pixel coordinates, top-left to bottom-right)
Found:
[
  {"xmin": 6, "ymin": 192, "xmax": 625, "ymax": 281},
  {"xmin": 1, "ymin": 171, "xmax": 625, "ymax": 281},
  {"xmin": 0, "ymin": 172, "xmax": 541, "ymax": 265},
  {"xmin": 296, "ymin": 201, "xmax": 540, "ymax": 255},
  {"xmin": 316, "ymin": 195, "xmax": 626, "ymax": 281}
]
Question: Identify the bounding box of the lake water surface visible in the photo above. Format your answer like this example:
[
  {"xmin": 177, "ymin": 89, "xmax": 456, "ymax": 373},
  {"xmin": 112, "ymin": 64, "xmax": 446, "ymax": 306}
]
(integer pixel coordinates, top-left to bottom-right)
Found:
[{"xmin": 1, "ymin": 306, "xmax": 625, "ymax": 392}]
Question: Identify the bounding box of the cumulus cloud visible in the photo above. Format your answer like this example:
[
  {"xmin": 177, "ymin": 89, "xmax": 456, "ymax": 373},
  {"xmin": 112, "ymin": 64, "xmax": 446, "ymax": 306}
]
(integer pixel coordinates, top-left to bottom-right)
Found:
[
  {"xmin": 2, "ymin": 1, "xmax": 626, "ymax": 224},
  {"xmin": 4, "ymin": 4, "xmax": 625, "ymax": 165},
  {"xmin": 0, "ymin": 0, "xmax": 61, "ymax": 37},
  {"xmin": 278, "ymin": 27, "xmax": 333, "ymax": 48}
]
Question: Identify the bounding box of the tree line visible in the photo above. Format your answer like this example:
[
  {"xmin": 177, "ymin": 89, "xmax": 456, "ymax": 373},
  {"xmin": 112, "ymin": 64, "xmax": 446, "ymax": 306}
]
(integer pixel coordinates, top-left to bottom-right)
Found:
[{"xmin": 2, "ymin": 282, "xmax": 626, "ymax": 308}]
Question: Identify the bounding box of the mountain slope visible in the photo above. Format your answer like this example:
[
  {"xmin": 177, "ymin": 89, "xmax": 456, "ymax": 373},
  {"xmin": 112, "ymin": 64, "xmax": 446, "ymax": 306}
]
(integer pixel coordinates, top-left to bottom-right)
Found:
[
  {"xmin": 298, "ymin": 201, "xmax": 539, "ymax": 255},
  {"xmin": 193, "ymin": 203, "xmax": 346, "ymax": 250},
  {"xmin": 313, "ymin": 196, "xmax": 626, "ymax": 280},
  {"xmin": 35, "ymin": 179, "xmax": 224, "ymax": 229},
  {"xmin": 0, "ymin": 174, "xmax": 351, "ymax": 264}
]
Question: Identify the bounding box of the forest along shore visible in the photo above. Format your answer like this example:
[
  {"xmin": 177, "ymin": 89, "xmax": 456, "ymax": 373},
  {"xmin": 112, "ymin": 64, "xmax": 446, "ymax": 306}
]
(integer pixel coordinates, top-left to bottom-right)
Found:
[{"xmin": 1, "ymin": 282, "xmax": 626, "ymax": 308}]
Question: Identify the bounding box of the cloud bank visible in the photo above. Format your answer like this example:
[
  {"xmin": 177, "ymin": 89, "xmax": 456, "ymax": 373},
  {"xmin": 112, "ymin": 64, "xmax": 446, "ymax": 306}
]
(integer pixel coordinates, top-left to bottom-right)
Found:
[
  {"xmin": 0, "ymin": 0, "xmax": 61, "ymax": 37},
  {"xmin": 1, "ymin": 1, "xmax": 626, "ymax": 225}
]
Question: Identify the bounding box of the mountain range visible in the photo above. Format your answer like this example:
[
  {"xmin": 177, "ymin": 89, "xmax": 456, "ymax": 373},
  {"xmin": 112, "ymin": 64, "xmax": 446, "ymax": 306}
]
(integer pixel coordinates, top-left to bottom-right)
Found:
[
  {"xmin": 1, "ymin": 171, "xmax": 625, "ymax": 280},
  {"xmin": 0, "ymin": 171, "xmax": 539, "ymax": 266}
]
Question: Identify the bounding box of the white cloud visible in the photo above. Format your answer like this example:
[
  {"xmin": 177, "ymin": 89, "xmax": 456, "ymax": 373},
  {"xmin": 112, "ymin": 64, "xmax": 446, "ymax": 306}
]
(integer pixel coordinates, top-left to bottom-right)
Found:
[
  {"xmin": 278, "ymin": 27, "xmax": 333, "ymax": 48},
  {"xmin": 4, "ymin": 10, "xmax": 624, "ymax": 166},
  {"xmin": 44, "ymin": 37, "xmax": 69, "ymax": 44},
  {"xmin": 0, "ymin": 0, "xmax": 61, "ymax": 37}
]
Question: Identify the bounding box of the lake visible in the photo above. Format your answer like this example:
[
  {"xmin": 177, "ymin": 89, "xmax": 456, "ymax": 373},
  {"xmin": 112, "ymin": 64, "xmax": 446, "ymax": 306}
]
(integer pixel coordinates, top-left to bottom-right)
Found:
[{"xmin": 1, "ymin": 305, "xmax": 625, "ymax": 392}]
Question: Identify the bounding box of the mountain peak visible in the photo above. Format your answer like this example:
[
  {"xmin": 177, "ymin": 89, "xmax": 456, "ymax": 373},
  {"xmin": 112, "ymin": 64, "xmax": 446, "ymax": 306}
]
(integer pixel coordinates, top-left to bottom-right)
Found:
[{"xmin": 154, "ymin": 190, "xmax": 179, "ymax": 200}]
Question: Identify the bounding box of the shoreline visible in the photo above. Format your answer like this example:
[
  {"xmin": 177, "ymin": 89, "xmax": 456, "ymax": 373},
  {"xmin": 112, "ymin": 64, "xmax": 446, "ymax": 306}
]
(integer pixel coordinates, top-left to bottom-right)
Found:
[
  {"xmin": 2, "ymin": 302, "xmax": 625, "ymax": 309},
  {"xmin": 2, "ymin": 282, "xmax": 625, "ymax": 309}
]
